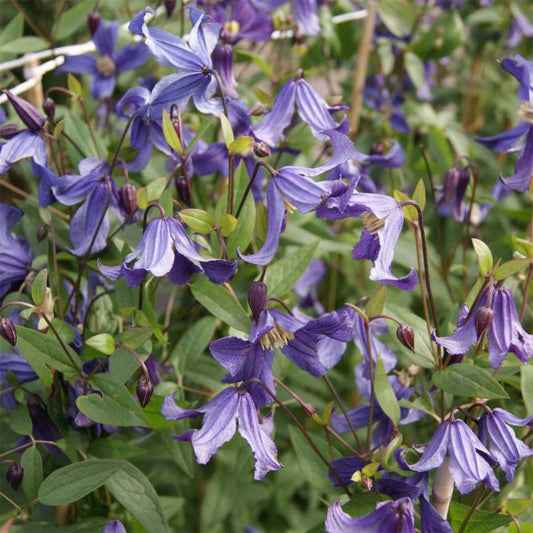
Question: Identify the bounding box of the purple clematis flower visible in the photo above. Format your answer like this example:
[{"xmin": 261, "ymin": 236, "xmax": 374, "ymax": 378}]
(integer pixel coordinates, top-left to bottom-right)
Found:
[
  {"xmin": 0, "ymin": 204, "xmax": 32, "ymax": 299},
  {"xmin": 293, "ymin": 259, "xmax": 326, "ymax": 313},
  {"xmin": 253, "ymin": 71, "xmax": 346, "ymax": 146},
  {"xmin": 325, "ymin": 498, "xmax": 415, "ymax": 533},
  {"xmin": 103, "ymin": 520, "xmax": 127, "ymax": 533},
  {"xmin": 130, "ymin": 7, "xmax": 223, "ymax": 116},
  {"xmin": 238, "ymin": 129, "xmax": 356, "ymax": 265},
  {"xmin": 250, "ymin": 0, "xmax": 320, "ymax": 36},
  {"xmin": 58, "ymin": 19, "xmax": 150, "ymax": 100},
  {"xmin": 433, "ymin": 285, "xmax": 533, "ymax": 369},
  {"xmin": 409, "ymin": 419, "xmax": 499, "ymax": 494},
  {"xmin": 98, "ymin": 213, "xmax": 237, "ymax": 286},
  {"xmin": 505, "ymin": 8, "xmax": 533, "ymax": 48},
  {"xmin": 478, "ymin": 407, "xmax": 533, "ymax": 482},
  {"xmin": 477, "ymin": 55, "xmax": 533, "ymax": 192},
  {"xmin": 0, "ymin": 352, "xmax": 38, "ymax": 409},
  {"xmin": 162, "ymin": 387, "xmax": 282, "ymax": 480},
  {"xmin": 317, "ymin": 191, "xmax": 418, "ymax": 290}
]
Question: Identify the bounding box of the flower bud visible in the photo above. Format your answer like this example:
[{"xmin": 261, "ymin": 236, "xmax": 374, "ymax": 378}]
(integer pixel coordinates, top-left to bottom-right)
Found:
[
  {"xmin": 0, "ymin": 317, "xmax": 17, "ymax": 346},
  {"xmin": 6, "ymin": 463, "xmax": 23, "ymax": 491},
  {"xmin": 42, "ymin": 97, "xmax": 56, "ymax": 121},
  {"xmin": 369, "ymin": 141, "xmax": 385, "ymax": 156},
  {"xmin": 4, "ymin": 91, "xmax": 46, "ymax": 132},
  {"xmin": 475, "ymin": 306, "xmax": 494, "ymax": 338},
  {"xmin": 0, "ymin": 124, "xmax": 22, "ymax": 140},
  {"xmin": 396, "ymin": 324, "xmax": 415, "ymax": 352},
  {"xmin": 249, "ymin": 103, "xmax": 264, "ymax": 117},
  {"xmin": 175, "ymin": 177, "xmax": 191, "ymax": 206},
  {"xmin": 136, "ymin": 379, "xmax": 153, "ymax": 408},
  {"xmin": 119, "ymin": 183, "xmax": 138, "ymax": 217},
  {"xmin": 87, "ymin": 12, "xmax": 101, "ymax": 35},
  {"xmin": 164, "ymin": 0, "xmax": 177, "ymax": 17},
  {"xmin": 36, "ymin": 225, "xmax": 49, "ymax": 242},
  {"xmin": 253, "ymin": 141, "xmax": 271, "ymax": 158},
  {"xmin": 248, "ymin": 281, "xmax": 268, "ymax": 321}
]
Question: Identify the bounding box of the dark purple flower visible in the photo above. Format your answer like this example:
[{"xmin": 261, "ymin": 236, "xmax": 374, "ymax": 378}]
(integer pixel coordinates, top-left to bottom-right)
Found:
[
  {"xmin": 293, "ymin": 259, "xmax": 326, "ymax": 313},
  {"xmin": 409, "ymin": 419, "xmax": 499, "ymax": 494},
  {"xmin": 130, "ymin": 7, "xmax": 223, "ymax": 116},
  {"xmin": 6, "ymin": 463, "xmax": 24, "ymax": 491},
  {"xmin": 250, "ymin": 0, "xmax": 319, "ymax": 36},
  {"xmin": 0, "ymin": 353, "xmax": 38, "ymax": 409},
  {"xmin": 162, "ymin": 387, "xmax": 282, "ymax": 480},
  {"xmin": 317, "ymin": 191, "xmax": 418, "ymax": 290},
  {"xmin": 436, "ymin": 167, "xmax": 470, "ymax": 222},
  {"xmin": 253, "ymin": 73, "xmax": 346, "ymax": 146},
  {"xmin": 505, "ymin": 9, "xmax": 533, "ymax": 48},
  {"xmin": 0, "ymin": 205, "xmax": 32, "ymax": 299},
  {"xmin": 58, "ymin": 19, "xmax": 150, "ymax": 100},
  {"xmin": 325, "ymin": 498, "xmax": 415, "ymax": 533},
  {"xmin": 433, "ymin": 286, "xmax": 533, "ymax": 369},
  {"xmin": 98, "ymin": 214, "xmax": 237, "ymax": 286},
  {"xmin": 478, "ymin": 408, "xmax": 533, "ymax": 482}
]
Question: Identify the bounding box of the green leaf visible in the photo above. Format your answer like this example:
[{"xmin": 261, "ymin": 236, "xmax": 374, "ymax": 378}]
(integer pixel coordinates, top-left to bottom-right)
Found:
[
  {"xmin": 378, "ymin": 0, "xmax": 415, "ymax": 38},
  {"xmin": 220, "ymin": 114, "xmax": 234, "ymax": 148},
  {"xmin": 404, "ymin": 52, "xmax": 425, "ymax": 91},
  {"xmin": 219, "ymin": 213, "xmax": 238, "ymax": 237},
  {"xmin": 494, "ymin": 258, "xmax": 530, "ymax": 281},
  {"xmin": 412, "ymin": 179, "xmax": 426, "ymax": 212},
  {"xmin": 432, "ymin": 364, "xmax": 509, "ymax": 400},
  {"xmin": 105, "ymin": 460, "xmax": 170, "ymax": 533},
  {"xmin": 9, "ymin": 405, "xmax": 32, "ymax": 436},
  {"xmin": 229, "ymin": 136, "xmax": 253, "ymax": 154},
  {"xmin": 0, "ymin": 36, "xmax": 48, "ymax": 53},
  {"xmin": 39, "ymin": 460, "xmax": 122, "ymax": 505},
  {"xmin": 174, "ymin": 316, "xmax": 218, "ymax": 372},
  {"xmin": 67, "ymin": 74, "xmax": 83, "ymax": 98},
  {"xmin": 137, "ymin": 177, "xmax": 167, "ymax": 210},
  {"xmin": 53, "ymin": 0, "xmax": 94, "ymax": 40},
  {"xmin": 504, "ymin": 499, "xmax": 531, "ymax": 516},
  {"xmin": 76, "ymin": 374, "xmax": 151, "ymax": 428},
  {"xmin": 374, "ymin": 355, "xmax": 401, "ymax": 425},
  {"xmin": 138, "ymin": 291, "xmax": 165, "ymax": 344},
  {"xmin": 263, "ymin": 242, "xmax": 318, "ymax": 298},
  {"xmin": 471, "ymin": 238, "xmax": 493, "ymax": 276},
  {"xmin": 448, "ymin": 502, "xmax": 511, "ymax": 533},
  {"xmin": 412, "ymin": 11, "xmax": 464, "ymax": 60},
  {"xmin": 179, "ymin": 209, "xmax": 214, "ymax": 234},
  {"xmin": 16, "ymin": 326, "xmax": 82, "ymax": 385},
  {"xmin": 86, "ymin": 333, "xmax": 115, "ymax": 355},
  {"xmin": 162, "ymin": 109, "xmax": 183, "ymax": 154},
  {"xmin": 234, "ymin": 48, "xmax": 274, "ymax": 77},
  {"xmin": 31, "ymin": 268, "xmax": 48, "ymax": 306},
  {"xmin": 394, "ymin": 190, "xmax": 417, "ymax": 223},
  {"xmin": 366, "ymin": 286, "xmax": 386, "ymax": 318},
  {"xmin": 119, "ymin": 327, "xmax": 153, "ymax": 350},
  {"xmin": 512, "ymin": 236, "xmax": 533, "ymax": 258},
  {"xmin": 521, "ymin": 365, "xmax": 533, "ymax": 415},
  {"xmin": 21, "ymin": 447, "xmax": 43, "ymax": 500},
  {"xmin": 190, "ymin": 279, "xmax": 250, "ymax": 333}
]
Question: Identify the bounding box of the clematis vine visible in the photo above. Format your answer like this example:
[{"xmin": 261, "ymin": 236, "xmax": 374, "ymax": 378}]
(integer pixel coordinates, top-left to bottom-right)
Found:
[{"xmin": 162, "ymin": 386, "xmax": 282, "ymax": 480}]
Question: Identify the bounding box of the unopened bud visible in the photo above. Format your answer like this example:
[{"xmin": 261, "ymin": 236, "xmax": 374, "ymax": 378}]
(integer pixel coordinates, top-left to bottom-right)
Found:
[
  {"xmin": 475, "ymin": 306, "xmax": 494, "ymax": 338},
  {"xmin": 291, "ymin": 31, "xmax": 303, "ymax": 46},
  {"xmin": 136, "ymin": 379, "xmax": 153, "ymax": 408},
  {"xmin": 0, "ymin": 317, "xmax": 17, "ymax": 346},
  {"xmin": 175, "ymin": 177, "xmax": 191, "ymax": 206},
  {"xmin": 0, "ymin": 124, "xmax": 22, "ymax": 139},
  {"xmin": 42, "ymin": 97, "xmax": 55, "ymax": 121},
  {"xmin": 36, "ymin": 225, "xmax": 49, "ymax": 242},
  {"xmin": 164, "ymin": 0, "xmax": 177, "ymax": 18},
  {"xmin": 253, "ymin": 141, "xmax": 271, "ymax": 158},
  {"xmin": 248, "ymin": 281, "xmax": 268, "ymax": 321},
  {"xmin": 87, "ymin": 12, "xmax": 101, "ymax": 35},
  {"xmin": 396, "ymin": 324, "xmax": 415, "ymax": 352},
  {"xmin": 369, "ymin": 141, "xmax": 385, "ymax": 156},
  {"xmin": 119, "ymin": 183, "xmax": 138, "ymax": 216},
  {"xmin": 6, "ymin": 463, "xmax": 23, "ymax": 491},
  {"xmin": 4, "ymin": 90, "xmax": 46, "ymax": 132},
  {"xmin": 249, "ymin": 103, "xmax": 264, "ymax": 116}
]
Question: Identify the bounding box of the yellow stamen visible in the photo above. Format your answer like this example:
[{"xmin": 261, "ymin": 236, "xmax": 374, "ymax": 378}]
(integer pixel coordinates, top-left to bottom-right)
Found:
[
  {"xmin": 361, "ymin": 211, "xmax": 385, "ymax": 234},
  {"xmin": 97, "ymin": 55, "xmax": 116, "ymax": 77},
  {"xmin": 259, "ymin": 322, "xmax": 295, "ymax": 350}
]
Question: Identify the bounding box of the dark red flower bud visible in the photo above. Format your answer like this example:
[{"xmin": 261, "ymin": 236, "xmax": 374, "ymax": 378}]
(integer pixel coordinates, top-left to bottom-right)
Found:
[
  {"xmin": 6, "ymin": 463, "xmax": 23, "ymax": 491},
  {"xmin": 36, "ymin": 225, "xmax": 49, "ymax": 242},
  {"xmin": 119, "ymin": 183, "xmax": 138, "ymax": 216},
  {"xmin": 369, "ymin": 141, "xmax": 385, "ymax": 156},
  {"xmin": 4, "ymin": 91, "xmax": 46, "ymax": 132},
  {"xmin": 396, "ymin": 324, "xmax": 415, "ymax": 352},
  {"xmin": 0, "ymin": 317, "xmax": 17, "ymax": 346},
  {"xmin": 475, "ymin": 306, "xmax": 494, "ymax": 338},
  {"xmin": 136, "ymin": 379, "xmax": 153, "ymax": 408},
  {"xmin": 164, "ymin": 0, "xmax": 177, "ymax": 18},
  {"xmin": 253, "ymin": 141, "xmax": 271, "ymax": 158},
  {"xmin": 248, "ymin": 281, "xmax": 268, "ymax": 321},
  {"xmin": 87, "ymin": 12, "xmax": 101, "ymax": 35},
  {"xmin": 42, "ymin": 97, "xmax": 56, "ymax": 121},
  {"xmin": 175, "ymin": 177, "xmax": 191, "ymax": 206},
  {"xmin": 0, "ymin": 124, "xmax": 22, "ymax": 140}
]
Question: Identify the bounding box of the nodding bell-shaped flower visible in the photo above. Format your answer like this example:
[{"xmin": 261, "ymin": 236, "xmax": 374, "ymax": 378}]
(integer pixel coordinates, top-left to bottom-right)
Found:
[{"xmin": 6, "ymin": 463, "xmax": 24, "ymax": 491}]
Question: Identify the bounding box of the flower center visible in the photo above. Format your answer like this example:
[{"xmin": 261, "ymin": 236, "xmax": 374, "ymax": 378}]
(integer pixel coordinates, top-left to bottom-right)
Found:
[
  {"xmin": 361, "ymin": 211, "xmax": 385, "ymax": 235},
  {"xmin": 97, "ymin": 55, "xmax": 116, "ymax": 77},
  {"xmin": 223, "ymin": 20, "xmax": 240, "ymax": 38},
  {"xmin": 519, "ymin": 101, "xmax": 533, "ymax": 124},
  {"xmin": 259, "ymin": 322, "xmax": 295, "ymax": 350}
]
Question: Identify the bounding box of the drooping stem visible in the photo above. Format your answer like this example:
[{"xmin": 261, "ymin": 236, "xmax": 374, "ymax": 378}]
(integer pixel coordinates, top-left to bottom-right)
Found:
[
  {"xmin": 116, "ymin": 343, "xmax": 151, "ymax": 382},
  {"xmin": 521, "ymin": 263, "xmax": 532, "ymax": 321},
  {"xmin": 363, "ymin": 318, "xmax": 375, "ymax": 453},
  {"xmin": 235, "ymin": 161, "xmax": 277, "ymax": 218},
  {"xmin": 109, "ymin": 111, "xmax": 139, "ymax": 177}
]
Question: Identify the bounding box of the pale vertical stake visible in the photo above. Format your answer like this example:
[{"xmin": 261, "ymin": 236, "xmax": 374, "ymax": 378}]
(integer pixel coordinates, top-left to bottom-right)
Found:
[{"xmin": 349, "ymin": 0, "xmax": 378, "ymax": 139}]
